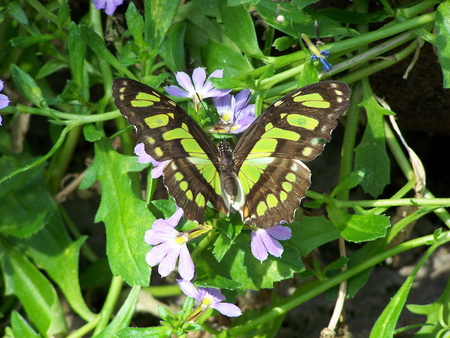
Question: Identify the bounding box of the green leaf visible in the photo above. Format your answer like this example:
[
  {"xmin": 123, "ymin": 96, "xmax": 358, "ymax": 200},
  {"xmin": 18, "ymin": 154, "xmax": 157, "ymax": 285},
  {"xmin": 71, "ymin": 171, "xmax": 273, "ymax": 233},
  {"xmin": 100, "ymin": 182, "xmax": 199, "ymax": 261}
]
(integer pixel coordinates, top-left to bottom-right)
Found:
[
  {"xmin": 160, "ymin": 21, "xmax": 187, "ymax": 72},
  {"xmin": 255, "ymin": 2, "xmax": 357, "ymax": 38},
  {"xmin": 35, "ymin": 59, "xmax": 68, "ymax": 79},
  {"xmin": 10, "ymin": 35, "xmax": 55, "ymax": 48},
  {"xmin": 145, "ymin": 0, "xmax": 182, "ymax": 51},
  {"xmin": 69, "ymin": 23, "xmax": 89, "ymax": 101},
  {"xmin": 116, "ymin": 326, "xmax": 173, "ymax": 338},
  {"xmin": 273, "ymin": 36, "xmax": 297, "ymax": 52},
  {"xmin": 94, "ymin": 286, "xmax": 141, "ymax": 338},
  {"xmin": 81, "ymin": 138, "xmax": 153, "ymax": 286},
  {"xmin": 436, "ymin": 1, "xmax": 450, "ymax": 88},
  {"xmin": 202, "ymin": 39, "xmax": 254, "ymax": 77},
  {"xmin": 407, "ymin": 276, "xmax": 450, "ymax": 337},
  {"xmin": 10, "ymin": 64, "xmax": 46, "ymax": 108},
  {"xmin": 9, "ymin": 311, "xmax": 41, "ymax": 338},
  {"xmin": 79, "ymin": 25, "xmax": 134, "ymax": 79},
  {"xmin": 6, "ymin": 1, "xmax": 29, "ymax": 25},
  {"xmin": 83, "ymin": 124, "xmax": 105, "ymax": 142},
  {"xmin": 327, "ymin": 204, "xmax": 391, "ymax": 242},
  {"xmin": 219, "ymin": 3, "xmax": 263, "ymax": 57},
  {"xmin": 125, "ymin": 3, "xmax": 145, "ymax": 49},
  {"xmin": 0, "ymin": 159, "xmax": 49, "ymax": 237},
  {"xmin": 0, "ymin": 156, "xmax": 95, "ymax": 321},
  {"xmin": 354, "ymin": 94, "xmax": 393, "ymax": 197},
  {"xmin": 0, "ymin": 238, "xmax": 68, "ymax": 337},
  {"xmin": 370, "ymin": 245, "xmax": 438, "ymax": 337},
  {"xmin": 330, "ymin": 170, "xmax": 365, "ymax": 198},
  {"xmin": 288, "ymin": 216, "xmax": 340, "ymax": 256},
  {"xmin": 197, "ymin": 232, "xmax": 304, "ymax": 290}
]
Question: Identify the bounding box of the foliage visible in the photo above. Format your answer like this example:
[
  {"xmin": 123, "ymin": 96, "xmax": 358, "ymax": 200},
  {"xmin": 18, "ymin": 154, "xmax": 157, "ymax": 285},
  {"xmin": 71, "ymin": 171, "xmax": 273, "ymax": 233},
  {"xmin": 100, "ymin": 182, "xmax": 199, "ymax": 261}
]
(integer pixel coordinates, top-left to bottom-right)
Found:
[{"xmin": 1, "ymin": 0, "xmax": 450, "ymax": 337}]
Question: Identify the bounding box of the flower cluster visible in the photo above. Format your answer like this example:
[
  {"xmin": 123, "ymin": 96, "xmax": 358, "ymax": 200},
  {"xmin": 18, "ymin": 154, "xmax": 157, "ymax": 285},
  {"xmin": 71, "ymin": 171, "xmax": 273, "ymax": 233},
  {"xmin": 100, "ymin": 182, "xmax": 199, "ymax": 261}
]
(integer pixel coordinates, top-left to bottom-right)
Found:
[{"xmin": 0, "ymin": 79, "xmax": 10, "ymax": 126}]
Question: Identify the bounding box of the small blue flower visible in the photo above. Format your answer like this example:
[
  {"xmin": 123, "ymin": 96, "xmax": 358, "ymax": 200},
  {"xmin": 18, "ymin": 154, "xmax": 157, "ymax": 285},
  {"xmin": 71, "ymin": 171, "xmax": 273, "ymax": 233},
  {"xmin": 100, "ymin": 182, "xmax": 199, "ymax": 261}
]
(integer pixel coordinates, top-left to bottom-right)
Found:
[
  {"xmin": 251, "ymin": 225, "xmax": 292, "ymax": 262},
  {"xmin": 144, "ymin": 208, "xmax": 195, "ymax": 281},
  {"xmin": 165, "ymin": 68, "xmax": 231, "ymax": 109},
  {"xmin": 311, "ymin": 50, "xmax": 332, "ymax": 72},
  {"xmin": 92, "ymin": 0, "xmax": 123, "ymax": 15},
  {"xmin": 208, "ymin": 89, "xmax": 256, "ymax": 134},
  {"xmin": 302, "ymin": 33, "xmax": 333, "ymax": 72},
  {"xmin": 177, "ymin": 279, "xmax": 242, "ymax": 318}
]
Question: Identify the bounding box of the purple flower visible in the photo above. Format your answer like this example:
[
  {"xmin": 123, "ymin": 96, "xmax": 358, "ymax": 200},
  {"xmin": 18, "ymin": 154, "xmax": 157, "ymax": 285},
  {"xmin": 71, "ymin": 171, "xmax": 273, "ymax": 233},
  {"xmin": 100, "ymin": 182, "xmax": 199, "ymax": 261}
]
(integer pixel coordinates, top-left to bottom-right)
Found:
[
  {"xmin": 251, "ymin": 225, "xmax": 292, "ymax": 262},
  {"xmin": 134, "ymin": 143, "xmax": 167, "ymax": 178},
  {"xmin": 92, "ymin": 0, "xmax": 123, "ymax": 15},
  {"xmin": 208, "ymin": 89, "xmax": 256, "ymax": 134},
  {"xmin": 145, "ymin": 208, "xmax": 195, "ymax": 281},
  {"xmin": 164, "ymin": 68, "xmax": 231, "ymax": 108},
  {"xmin": 0, "ymin": 79, "xmax": 10, "ymax": 126},
  {"xmin": 177, "ymin": 279, "xmax": 242, "ymax": 318},
  {"xmin": 311, "ymin": 50, "xmax": 332, "ymax": 72}
]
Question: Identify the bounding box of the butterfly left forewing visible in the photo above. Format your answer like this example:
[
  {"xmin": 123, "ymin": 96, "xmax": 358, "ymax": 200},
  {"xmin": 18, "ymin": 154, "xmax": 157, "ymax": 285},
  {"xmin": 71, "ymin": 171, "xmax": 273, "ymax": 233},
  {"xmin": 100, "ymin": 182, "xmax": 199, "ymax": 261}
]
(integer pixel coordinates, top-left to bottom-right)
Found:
[
  {"xmin": 233, "ymin": 81, "xmax": 350, "ymax": 228},
  {"xmin": 113, "ymin": 78, "xmax": 228, "ymax": 224}
]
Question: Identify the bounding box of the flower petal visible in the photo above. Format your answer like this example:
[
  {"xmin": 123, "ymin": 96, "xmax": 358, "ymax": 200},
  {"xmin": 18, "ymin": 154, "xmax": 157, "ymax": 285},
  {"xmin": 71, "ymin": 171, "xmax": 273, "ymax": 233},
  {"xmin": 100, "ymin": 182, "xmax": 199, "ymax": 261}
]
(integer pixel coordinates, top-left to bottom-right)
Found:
[
  {"xmin": 175, "ymin": 71, "xmax": 195, "ymax": 94},
  {"xmin": 158, "ymin": 244, "xmax": 182, "ymax": 277},
  {"xmin": 192, "ymin": 68, "xmax": 207, "ymax": 92},
  {"xmin": 211, "ymin": 302, "xmax": 242, "ymax": 317},
  {"xmin": 177, "ymin": 279, "xmax": 201, "ymax": 301},
  {"xmin": 164, "ymin": 85, "xmax": 190, "ymax": 98},
  {"xmin": 259, "ymin": 230, "xmax": 284, "ymax": 258},
  {"xmin": 145, "ymin": 241, "xmax": 173, "ymax": 266},
  {"xmin": 251, "ymin": 230, "xmax": 268, "ymax": 262},
  {"xmin": 167, "ymin": 207, "xmax": 184, "ymax": 226},
  {"xmin": 178, "ymin": 244, "xmax": 195, "ymax": 281},
  {"xmin": 266, "ymin": 225, "xmax": 292, "ymax": 240}
]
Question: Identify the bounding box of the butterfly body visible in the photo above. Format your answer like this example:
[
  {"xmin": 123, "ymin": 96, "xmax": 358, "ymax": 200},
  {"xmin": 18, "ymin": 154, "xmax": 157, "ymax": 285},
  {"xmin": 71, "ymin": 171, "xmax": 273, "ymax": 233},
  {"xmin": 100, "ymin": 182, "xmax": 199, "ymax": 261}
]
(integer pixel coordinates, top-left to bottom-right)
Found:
[{"xmin": 113, "ymin": 78, "xmax": 350, "ymax": 229}]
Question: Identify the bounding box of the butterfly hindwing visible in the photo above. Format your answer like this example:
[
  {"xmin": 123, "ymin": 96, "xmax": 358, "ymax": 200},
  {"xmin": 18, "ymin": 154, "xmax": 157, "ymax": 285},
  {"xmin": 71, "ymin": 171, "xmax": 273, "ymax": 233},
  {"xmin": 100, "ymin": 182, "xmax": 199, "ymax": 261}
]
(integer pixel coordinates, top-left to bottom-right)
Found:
[
  {"xmin": 113, "ymin": 78, "xmax": 227, "ymax": 223},
  {"xmin": 233, "ymin": 81, "xmax": 350, "ymax": 228}
]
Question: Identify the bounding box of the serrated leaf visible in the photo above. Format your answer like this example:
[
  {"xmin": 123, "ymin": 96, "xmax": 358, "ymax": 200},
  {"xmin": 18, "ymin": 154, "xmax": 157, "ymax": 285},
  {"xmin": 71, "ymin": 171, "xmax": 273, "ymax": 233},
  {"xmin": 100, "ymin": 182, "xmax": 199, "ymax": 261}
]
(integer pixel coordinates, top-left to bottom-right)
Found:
[
  {"xmin": 327, "ymin": 204, "xmax": 391, "ymax": 242},
  {"xmin": 81, "ymin": 138, "xmax": 153, "ymax": 286},
  {"xmin": 355, "ymin": 95, "xmax": 392, "ymax": 197},
  {"xmin": 436, "ymin": 1, "xmax": 450, "ymax": 88}
]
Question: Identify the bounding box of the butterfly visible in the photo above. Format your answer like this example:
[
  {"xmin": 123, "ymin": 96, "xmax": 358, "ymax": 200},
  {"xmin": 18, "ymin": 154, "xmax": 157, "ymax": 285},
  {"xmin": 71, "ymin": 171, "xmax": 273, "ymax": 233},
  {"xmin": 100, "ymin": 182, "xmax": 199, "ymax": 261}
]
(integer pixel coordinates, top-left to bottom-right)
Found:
[{"xmin": 113, "ymin": 78, "xmax": 350, "ymax": 229}]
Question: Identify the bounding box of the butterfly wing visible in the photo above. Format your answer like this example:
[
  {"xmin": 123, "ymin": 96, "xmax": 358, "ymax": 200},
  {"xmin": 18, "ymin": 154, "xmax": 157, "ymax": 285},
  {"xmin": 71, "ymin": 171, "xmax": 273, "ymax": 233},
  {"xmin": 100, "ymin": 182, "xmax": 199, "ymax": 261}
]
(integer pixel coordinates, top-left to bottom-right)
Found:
[
  {"xmin": 233, "ymin": 81, "xmax": 350, "ymax": 228},
  {"xmin": 113, "ymin": 78, "xmax": 228, "ymax": 223}
]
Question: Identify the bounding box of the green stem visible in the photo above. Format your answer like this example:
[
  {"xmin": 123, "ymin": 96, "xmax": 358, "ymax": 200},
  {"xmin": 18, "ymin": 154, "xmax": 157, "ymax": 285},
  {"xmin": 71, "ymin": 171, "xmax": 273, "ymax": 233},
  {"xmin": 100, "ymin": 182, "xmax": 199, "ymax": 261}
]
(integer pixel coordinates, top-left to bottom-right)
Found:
[
  {"xmin": 338, "ymin": 82, "xmax": 363, "ymax": 201},
  {"xmin": 93, "ymin": 275, "xmax": 124, "ymax": 334},
  {"xmin": 335, "ymin": 197, "xmax": 450, "ymax": 209},
  {"xmin": 0, "ymin": 125, "xmax": 71, "ymax": 185}
]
